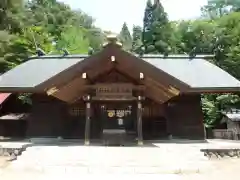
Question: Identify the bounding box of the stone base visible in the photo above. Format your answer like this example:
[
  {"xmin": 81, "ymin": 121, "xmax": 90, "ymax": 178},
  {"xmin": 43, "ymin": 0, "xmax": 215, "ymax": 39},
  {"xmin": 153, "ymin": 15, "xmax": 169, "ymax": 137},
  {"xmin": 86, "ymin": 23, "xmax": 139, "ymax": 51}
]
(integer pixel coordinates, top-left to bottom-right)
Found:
[
  {"xmin": 84, "ymin": 140, "xmax": 90, "ymax": 145},
  {"xmin": 201, "ymin": 148, "xmax": 240, "ymax": 159}
]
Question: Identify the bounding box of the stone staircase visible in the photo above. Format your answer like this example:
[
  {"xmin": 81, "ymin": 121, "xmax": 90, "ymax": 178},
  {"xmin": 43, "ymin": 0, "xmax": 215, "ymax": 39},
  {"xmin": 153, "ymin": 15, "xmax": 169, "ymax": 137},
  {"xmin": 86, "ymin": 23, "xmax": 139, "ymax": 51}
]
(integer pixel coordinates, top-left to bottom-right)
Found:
[{"xmin": 4, "ymin": 143, "xmax": 215, "ymax": 174}]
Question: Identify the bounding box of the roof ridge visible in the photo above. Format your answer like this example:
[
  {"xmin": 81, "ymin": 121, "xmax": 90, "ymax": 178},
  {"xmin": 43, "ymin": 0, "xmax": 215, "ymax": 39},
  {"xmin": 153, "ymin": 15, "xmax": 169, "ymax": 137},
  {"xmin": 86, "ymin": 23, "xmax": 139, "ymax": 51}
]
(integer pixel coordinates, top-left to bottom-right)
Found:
[
  {"xmin": 140, "ymin": 54, "xmax": 214, "ymax": 59},
  {"xmin": 28, "ymin": 54, "xmax": 89, "ymax": 60}
]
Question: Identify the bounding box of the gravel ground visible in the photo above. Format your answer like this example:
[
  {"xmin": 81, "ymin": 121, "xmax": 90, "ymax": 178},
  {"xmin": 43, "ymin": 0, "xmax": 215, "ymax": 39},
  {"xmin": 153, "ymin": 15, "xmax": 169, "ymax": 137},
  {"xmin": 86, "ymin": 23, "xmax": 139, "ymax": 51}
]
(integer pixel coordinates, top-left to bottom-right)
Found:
[
  {"xmin": 0, "ymin": 157, "xmax": 9, "ymax": 168},
  {"xmin": 1, "ymin": 140, "xmax": 240, "ymax": 179}
]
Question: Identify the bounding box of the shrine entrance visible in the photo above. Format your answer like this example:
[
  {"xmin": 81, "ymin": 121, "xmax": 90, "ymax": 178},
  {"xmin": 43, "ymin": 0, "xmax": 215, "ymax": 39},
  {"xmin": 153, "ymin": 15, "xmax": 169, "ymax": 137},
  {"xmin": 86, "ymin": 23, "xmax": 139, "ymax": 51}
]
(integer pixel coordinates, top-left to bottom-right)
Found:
[
  {"xmin": 87, "ymin": 83, "xmax": 141, "ymax": 145},
  {"xmin": 99, "ymin": 102, "xmax": 135, "ymax": 131}
]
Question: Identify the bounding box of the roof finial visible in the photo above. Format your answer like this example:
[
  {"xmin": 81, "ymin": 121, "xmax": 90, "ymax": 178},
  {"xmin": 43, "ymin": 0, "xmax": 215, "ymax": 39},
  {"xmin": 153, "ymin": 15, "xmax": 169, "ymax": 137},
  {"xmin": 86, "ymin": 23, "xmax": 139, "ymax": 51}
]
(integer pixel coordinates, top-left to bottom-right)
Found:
[
  {"xmin": 104, "ymin": 34, "xmax": 122, "ymax": 47},
  {"xmin": 36, "ymin": 48, "xmax": 46, "ymax": 56},
  {"xmin": 62, "ymin": 48, "xmax": 70, "ymax": 56}
]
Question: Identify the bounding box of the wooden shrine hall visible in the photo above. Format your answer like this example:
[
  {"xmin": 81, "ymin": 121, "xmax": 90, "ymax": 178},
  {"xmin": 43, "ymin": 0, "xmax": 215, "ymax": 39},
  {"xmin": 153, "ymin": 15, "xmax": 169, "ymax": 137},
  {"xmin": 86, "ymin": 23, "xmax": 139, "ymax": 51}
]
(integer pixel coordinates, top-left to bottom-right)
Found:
[{"xmin": 0, "ymin": 36, "xmax": 239, "ymax": 145}]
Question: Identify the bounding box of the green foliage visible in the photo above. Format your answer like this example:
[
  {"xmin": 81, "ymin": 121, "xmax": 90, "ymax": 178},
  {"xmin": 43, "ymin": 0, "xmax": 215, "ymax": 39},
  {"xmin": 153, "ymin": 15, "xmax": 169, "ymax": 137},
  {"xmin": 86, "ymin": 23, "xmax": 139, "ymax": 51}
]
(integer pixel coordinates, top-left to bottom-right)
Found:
[
  {"xmin": 18, "ymin": 93, "xmax": 32, "ymax": 105},
  {"xmin": 1, "ymin": 26, "xmax": 53, "ymax": 72},
  {"xmin": 25, "ymin": 0, "xmax": 95, "ymax": 37},
  {"xmin": 0, "ymin": 0, "xmax": 104, "ymax": 104},
  {"xmin": 0, "ymin": 0, "xmax": 105, "ymax": 71},
  {"xmin": 131, "ymin": 25, "xmax": 143, "ymax": 53},
  {"xmin": 56, "ymin": 26, "xmax": 90, "ymax": 54},
  {"xmin": 142, "ymin": 0, "xmax": 172, "ymax": 54},
  {"xmin": 0, "ymin": 0, "xmax": 25, "ymax": 33},
  {"xmin": 139, "ymin": 0, "xmax": 240, "ymax": 128},
  {"xmin": 87, "ymin": 28, "xmax": 105, "ymax": 51},
  {"xmin": 201, "ymin": 96, "xmax": 220, "ymax": 128},
  {"xmin": 201, "ymin": 0, "xmax": 240, "ymax": 19},
  {"xmin": 214, "ymin": 12, "xmax": 240, "ymax": 79},
  {"xmin": 119, "ymin": 22, "xmax": 132, "ymax": 51},
  {"xmin": 173, "ymin": 20, "xmax": 217, "ymax": 54}
]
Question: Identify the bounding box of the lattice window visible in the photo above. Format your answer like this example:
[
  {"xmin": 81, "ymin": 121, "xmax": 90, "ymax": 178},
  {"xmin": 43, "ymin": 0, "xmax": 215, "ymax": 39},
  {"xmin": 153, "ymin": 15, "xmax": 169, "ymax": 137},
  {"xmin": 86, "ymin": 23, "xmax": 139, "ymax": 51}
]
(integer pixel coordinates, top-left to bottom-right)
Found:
[{"xmin": 69, "ymin": 107, "xmax": 85, "ymax": 116}]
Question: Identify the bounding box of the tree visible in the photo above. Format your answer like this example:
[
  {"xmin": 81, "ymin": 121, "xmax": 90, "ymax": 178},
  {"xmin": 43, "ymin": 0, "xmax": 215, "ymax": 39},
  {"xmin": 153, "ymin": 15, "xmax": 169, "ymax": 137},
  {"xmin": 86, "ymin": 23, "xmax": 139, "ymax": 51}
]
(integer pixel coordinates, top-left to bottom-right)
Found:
[
  {"xmin": 201, "ymin": 0, "xmax": 240, "ymax": 19},
  {"xmin": 131, "ymin": 25, "xmax": 143, "ymax": 53},
  {"xmin": 201, "ymin": 95, "xmax": 220, "ymax": 128},
  {"xmin": 142, "ymin": 0, "xmax": 153, "ymax": 51},
  {"xmin": 119, "ymin": 22, "xmax": 132, "ymax": 51},
  {"xmin": 56, "ymin": 26, "xmax": 90, "ymax": 54},
  {"xmin": 142, "ymin": 0, "xmax": 172, "ymax": 54},
  {"xmin": 214, "ymin": 12, "xmax": 240, "ymax": 79},
  {"xmin": 0, "ymin": 0, "xmax": 101, "ymax": 72},
  {"xmin": 173, "ymin": 20, "xmax": 217, "ymax": 54},
  {"xmin": 0, "ymin": 0, "xmax": 104, "ymax": 104},
  {"xmin": 25, "ymin": 0, "xmax": 95, "ymax": 38},
  {"xmin": 0, "ymin": 31, "xmax": 14, "ymax": 72},
  {"xmin": 3, "ymin": 26, "xmax": 53, "ymax": 71},
  {"xmin": 87, "ymin": 28, "xmax": 105, "ymax": 51},
  {"xmin": 0, "ymin": 0, "xmax": 24, "ymax": 33}
]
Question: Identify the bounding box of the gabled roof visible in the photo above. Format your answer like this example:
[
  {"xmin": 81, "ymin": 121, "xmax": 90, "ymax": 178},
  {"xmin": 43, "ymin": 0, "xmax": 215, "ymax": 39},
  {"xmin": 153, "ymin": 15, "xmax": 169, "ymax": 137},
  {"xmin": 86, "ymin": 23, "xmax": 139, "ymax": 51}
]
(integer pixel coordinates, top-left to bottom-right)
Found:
[{"xmin": 0, "ymin": 44, "xmax": 239, "ymax": 94}]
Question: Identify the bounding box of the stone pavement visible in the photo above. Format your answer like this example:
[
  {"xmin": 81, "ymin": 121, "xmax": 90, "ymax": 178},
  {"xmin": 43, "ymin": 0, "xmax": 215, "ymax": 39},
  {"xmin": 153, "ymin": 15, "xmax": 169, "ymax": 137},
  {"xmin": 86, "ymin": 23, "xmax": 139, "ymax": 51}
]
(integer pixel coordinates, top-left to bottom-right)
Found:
[
  {"xmin": 0, "ymin": 142, "xmax": 214, "ymax": 174},
  {"xmin": 1, "ymin": 139, "xmax": 240, "ymax": 178}
]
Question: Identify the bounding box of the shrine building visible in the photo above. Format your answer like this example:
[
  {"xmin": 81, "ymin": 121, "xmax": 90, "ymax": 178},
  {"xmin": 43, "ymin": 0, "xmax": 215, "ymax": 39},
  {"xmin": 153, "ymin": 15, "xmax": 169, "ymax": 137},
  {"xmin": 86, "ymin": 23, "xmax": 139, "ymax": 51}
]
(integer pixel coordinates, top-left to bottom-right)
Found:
[{"xmin": 0, "ymin": 36, "xmax": 239, "ymax": 145}]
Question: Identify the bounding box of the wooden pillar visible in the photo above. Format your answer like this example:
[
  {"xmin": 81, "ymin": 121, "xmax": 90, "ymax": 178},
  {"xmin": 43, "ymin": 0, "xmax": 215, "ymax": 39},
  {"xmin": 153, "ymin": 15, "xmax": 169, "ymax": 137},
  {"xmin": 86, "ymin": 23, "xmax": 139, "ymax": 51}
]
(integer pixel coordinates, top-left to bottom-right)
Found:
[
  {"xmin": 137, "ymin": 96, "xmax": 143, "ymax": 145},
  {"xmin": 84, "ymin": 95, "xmax": 91, "ymax": 145}
]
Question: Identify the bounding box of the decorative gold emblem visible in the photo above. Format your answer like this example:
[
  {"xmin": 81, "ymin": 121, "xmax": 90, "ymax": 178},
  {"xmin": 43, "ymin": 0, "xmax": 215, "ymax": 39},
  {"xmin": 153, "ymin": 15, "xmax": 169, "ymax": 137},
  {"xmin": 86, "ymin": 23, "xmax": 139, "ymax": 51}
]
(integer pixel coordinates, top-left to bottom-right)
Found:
[
  {"xmin": 47, "ymin": 87, "xmax": 59, "ymax": 95},
  {"xmin": 107, "ymin": 110, "xmax": 115, "ymax": 117},
  {"xmin": 168, "ymin": 86, "xmax": 180, "ymax": 95}
]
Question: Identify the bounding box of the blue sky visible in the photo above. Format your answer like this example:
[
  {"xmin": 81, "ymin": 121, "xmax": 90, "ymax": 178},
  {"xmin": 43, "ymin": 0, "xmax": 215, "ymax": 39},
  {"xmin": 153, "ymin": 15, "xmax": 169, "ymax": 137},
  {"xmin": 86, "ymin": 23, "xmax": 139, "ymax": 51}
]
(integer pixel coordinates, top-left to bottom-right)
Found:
[{"xmin": 59, "ymin": 0, "xmax": 208, "ymax": 33}]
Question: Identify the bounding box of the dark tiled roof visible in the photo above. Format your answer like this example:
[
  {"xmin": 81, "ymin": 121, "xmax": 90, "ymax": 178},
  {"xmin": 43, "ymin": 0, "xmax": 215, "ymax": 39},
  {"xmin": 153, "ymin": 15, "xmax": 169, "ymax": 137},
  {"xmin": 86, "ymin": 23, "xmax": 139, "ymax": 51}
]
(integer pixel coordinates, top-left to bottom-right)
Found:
[
  {"xmin": 141, "ymin": 55, "xmax": 240, "ymax": 89},
  {"xmin": 0, "ymin": 53, "xmax": 239, "ymax": 92},
  {"xmin": 222, "ymin": 109, "xmax": 240, "ymax": 121},
  {"xmin": 223, "ymin": 112, "xmax": 240, "ymax": 121},
  {"xmin": 0, "ymin": 55, "xmax": 86, "ymax": 89}
]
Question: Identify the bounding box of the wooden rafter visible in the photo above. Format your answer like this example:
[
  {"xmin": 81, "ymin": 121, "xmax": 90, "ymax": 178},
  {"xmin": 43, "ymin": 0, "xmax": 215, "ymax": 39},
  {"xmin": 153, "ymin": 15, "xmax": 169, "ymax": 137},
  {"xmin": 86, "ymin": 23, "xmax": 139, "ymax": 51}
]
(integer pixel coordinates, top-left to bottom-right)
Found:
[
  {"xmin": 116, "ymin": 65, "xmax": 177, "ymax": 103},
  {"xmin": 48, "ymin": 59, "xmax": 114, "ymax": 102},
  {"xmin": 85, "ymin": 62, "xmax": 113, "ymax": 82},
  {"xmin": 144, "ymin": 77, "xmax": 180, "ymax": 97},
  {"xmin": 51, "ymin": 75, "xmax": 86, "ymax": 102}
]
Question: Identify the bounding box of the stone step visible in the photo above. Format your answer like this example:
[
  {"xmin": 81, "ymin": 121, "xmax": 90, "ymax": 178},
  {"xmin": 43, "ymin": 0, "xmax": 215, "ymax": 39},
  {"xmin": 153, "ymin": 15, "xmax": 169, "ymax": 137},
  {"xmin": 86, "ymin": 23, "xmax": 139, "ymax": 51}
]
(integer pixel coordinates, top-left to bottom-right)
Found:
[{"xmin": 9, "ymin": 145, "xmax": 211, "ymax": 175}]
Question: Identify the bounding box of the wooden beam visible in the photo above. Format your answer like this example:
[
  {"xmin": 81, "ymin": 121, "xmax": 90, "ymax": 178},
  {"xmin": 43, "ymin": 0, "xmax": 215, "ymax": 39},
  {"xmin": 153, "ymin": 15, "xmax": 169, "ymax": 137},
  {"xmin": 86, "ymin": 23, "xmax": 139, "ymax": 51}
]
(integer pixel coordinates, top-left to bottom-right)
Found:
[
  {"xmin": 115, "ymin": 50, "xmax": 190, "ymax": 91},
  {"xmin": 84, "ymin": 98, "xmax": 91, "ymax": 145},
  {"xmin": 116, "ymin": 64, "xmax": 178, "ymax": 98},
  {"xmin": 85, "ymin": 62, "xmax": 113, "ymax": 82},
  {"xmin": 144, "ymin": 77, "xmax": 180, "ymax": 97},
  {"xmin": 91, "ymin": 96, "xmax": 137, "ymax": 101},
  {"xmin": 115, "ymin": 66, "xmax": 140, "ymax": 84},
  {"xmin": 51, "ymin": 75, "xmax": 87, "ymax": 102},
  {"xmin": 137, "ymin": 97, "xmax": 143, "ymax": 145},
  {"xmin": 90, "ymin": 68, "xmax": 115, "ymax": 83},
  {"xmin": 84, "ymin": 84, "xmax": 146, "ymax": 91},
  {"xmin": 46, "ymin": 87, "xmax": 59, "ymax": 95},
  {"xmin": 116, "ymin": 66, "xmax": 173, "ymax": 103},
  {"xmin": 168, "ymin": 86, "xmax": 180, "ymax": 96},
  {"xmin": 145, "ymin": 86, "xmax": 170, "ymax": 103}
]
